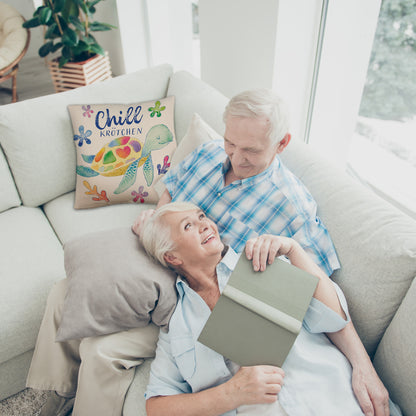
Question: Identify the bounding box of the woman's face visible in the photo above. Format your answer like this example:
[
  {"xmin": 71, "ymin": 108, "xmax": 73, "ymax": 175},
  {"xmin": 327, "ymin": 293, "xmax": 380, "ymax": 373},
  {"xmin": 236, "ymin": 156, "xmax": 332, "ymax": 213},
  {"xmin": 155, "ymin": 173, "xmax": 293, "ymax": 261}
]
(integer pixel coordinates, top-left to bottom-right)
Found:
[{"xmin": 162, "ymin": 209, "xmax": 224, "ymax": 266}]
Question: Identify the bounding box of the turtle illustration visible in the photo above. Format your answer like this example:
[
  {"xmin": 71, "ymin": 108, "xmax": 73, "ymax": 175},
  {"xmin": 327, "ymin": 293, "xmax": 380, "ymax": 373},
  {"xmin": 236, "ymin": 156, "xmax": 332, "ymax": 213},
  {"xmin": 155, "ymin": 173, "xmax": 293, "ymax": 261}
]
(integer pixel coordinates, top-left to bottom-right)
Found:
[{"xmin": 76, "ymin": 124, "xmax": 173, "ymax": 194}]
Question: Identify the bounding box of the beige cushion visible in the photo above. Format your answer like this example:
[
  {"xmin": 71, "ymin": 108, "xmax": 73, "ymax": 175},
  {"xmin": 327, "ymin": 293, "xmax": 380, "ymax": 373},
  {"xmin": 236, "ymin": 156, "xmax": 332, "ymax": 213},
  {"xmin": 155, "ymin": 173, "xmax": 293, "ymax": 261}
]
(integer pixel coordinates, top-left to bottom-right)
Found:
[
  {"xmin": 0, "ymin": 3, "xmax": 27, "ymax": 69},
  {"xmin": 373, "ymin": 277, "xmax": 416, "ymax": 416},
  {"xmin": 43, "ymin": 191, "xmax": 153, "ymax": 245},
  {"xmin": 167, "ymin": 71, "xmax": 228, "ymax": 144},
  {"xmin": 68, "ymin": 97, "xmax": 176, "ymax": 209},
  {"xmin": 280, "ymin": 141, "xmax": 416, "ymax": 357},
  {"xmin": 0, "ymin": 64, "xmax": 173, "ymax": 207},
  {"xmin": 56, "ymin": 228, "xmax": 177, "ymax": 341},
  {"xmin": 0, "ymin": 206, "xmax": 65, "ymax": 364}
]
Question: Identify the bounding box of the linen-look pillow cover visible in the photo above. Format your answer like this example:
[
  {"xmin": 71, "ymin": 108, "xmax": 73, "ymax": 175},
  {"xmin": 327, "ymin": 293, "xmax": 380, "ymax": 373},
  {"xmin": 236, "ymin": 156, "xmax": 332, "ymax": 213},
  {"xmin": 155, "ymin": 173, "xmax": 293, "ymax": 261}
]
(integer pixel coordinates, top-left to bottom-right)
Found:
[
  {"xmin": 68, "ymin": 96, "xmax": 176, "ymax": 209},
  {"xmin": 56, "ymin": 227, "xmax": 178, "ymax": 342}
]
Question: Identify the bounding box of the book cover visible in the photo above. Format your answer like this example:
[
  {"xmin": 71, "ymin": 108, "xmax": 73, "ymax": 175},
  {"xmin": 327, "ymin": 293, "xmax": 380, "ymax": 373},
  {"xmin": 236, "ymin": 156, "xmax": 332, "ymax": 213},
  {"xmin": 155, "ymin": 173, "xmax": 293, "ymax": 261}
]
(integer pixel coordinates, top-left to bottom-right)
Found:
[{"xmin": 198, "ymin": 255, "xmax": 319, "ymax": 367}]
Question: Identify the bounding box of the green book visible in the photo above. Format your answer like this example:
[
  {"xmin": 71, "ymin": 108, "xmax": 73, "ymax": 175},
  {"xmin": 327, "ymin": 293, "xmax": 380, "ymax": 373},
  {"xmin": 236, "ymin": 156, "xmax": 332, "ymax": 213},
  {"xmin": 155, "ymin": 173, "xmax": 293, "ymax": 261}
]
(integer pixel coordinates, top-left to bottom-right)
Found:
[{"xmin": 198, "ymin": 255, "xmax": 319, "ymax": 367}]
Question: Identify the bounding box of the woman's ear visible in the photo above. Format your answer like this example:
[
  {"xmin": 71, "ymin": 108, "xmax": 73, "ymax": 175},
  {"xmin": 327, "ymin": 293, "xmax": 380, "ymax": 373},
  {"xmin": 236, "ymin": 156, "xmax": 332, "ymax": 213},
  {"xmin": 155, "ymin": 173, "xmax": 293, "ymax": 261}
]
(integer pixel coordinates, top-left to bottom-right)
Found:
[{"xmin": 164, "ymin": 252, "xmax": 183, "ymax": 266}]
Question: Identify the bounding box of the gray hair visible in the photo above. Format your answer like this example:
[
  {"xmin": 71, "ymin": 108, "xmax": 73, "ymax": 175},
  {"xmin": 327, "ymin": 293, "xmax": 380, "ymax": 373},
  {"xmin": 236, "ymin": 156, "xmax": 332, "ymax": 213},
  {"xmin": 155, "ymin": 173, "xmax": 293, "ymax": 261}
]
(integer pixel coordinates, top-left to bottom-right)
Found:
[
  {"xmin": 140, "ymin": 201, "xmax": 200, "ymax": 267},
  {"xmin": 223, "ymin": 89, "xmax": 290, "ymax": 145}
]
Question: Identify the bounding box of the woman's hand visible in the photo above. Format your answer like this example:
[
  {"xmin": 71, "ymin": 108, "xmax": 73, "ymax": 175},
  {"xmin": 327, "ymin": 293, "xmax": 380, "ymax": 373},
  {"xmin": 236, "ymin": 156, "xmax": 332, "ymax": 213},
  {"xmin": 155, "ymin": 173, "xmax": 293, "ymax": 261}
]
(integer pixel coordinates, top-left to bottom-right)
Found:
[
  {"xmin": 225, "ymin": 365, "xmax": 284, "ymax": 407},
  {"xmin": 131, "ymin": 209, "xmax": 155, "ymax": 236},
  {"xmin": 245, "ymin": 235, "xmax": 297, "ymax": 271}
]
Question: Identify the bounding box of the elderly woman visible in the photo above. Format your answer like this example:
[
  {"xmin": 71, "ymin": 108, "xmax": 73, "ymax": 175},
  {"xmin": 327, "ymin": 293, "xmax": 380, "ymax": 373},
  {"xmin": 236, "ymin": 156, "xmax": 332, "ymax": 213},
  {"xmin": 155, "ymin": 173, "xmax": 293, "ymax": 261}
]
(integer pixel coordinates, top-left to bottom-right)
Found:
[{"xmin": 140, "ymin": 202, "xmax": 400, "ymax": 416}]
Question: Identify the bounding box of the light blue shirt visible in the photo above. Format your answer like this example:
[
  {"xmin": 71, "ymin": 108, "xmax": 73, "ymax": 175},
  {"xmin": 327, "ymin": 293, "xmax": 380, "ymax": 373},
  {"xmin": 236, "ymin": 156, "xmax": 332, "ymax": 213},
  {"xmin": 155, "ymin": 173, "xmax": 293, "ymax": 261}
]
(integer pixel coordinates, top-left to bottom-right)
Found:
[
  {"xmin": 145, "ymin": 248, "xmax": 367, "ymax": 415},
  {"xmin": 163, "ymin": 140, "xmax": 340, "ymax": 276}
]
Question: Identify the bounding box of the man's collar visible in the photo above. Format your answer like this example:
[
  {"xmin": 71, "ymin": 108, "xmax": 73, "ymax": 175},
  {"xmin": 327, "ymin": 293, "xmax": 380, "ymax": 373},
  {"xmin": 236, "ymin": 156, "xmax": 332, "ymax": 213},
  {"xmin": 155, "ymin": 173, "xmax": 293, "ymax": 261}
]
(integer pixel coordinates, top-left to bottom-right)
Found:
[{"xmin": 221, "ymin": 156, "xmax": 279, "ymax": 186}]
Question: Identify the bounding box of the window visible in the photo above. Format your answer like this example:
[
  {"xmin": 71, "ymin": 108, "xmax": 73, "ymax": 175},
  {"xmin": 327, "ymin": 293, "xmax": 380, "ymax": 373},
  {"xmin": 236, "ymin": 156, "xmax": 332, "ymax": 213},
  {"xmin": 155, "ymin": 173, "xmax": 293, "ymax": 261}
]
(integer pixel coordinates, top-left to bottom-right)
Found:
[{"xmin": 347, "ymin": 0, "xmax": 416, "ymax": 218}]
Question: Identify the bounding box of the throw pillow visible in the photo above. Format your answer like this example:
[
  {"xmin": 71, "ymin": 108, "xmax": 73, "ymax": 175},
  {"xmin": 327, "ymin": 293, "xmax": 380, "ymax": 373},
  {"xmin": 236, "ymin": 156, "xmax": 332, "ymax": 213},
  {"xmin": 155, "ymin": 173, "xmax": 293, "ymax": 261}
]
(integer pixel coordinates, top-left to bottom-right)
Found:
[
  {"xmin": 68, "ymin": 96, "xmax": 176, "ymax": 209},
  {"xmin": 154, "ymin": 113, "xmax": 222, "ymax": 196},
  {"xmin": 56, "ymin": 227, "xmax": 178, "ymax": 342}
]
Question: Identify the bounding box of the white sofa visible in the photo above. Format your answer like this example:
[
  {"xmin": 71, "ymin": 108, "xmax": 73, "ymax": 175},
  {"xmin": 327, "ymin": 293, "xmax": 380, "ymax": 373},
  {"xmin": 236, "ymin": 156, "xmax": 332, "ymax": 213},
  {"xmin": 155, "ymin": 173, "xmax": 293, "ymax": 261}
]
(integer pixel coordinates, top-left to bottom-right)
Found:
[{"xmin": 0, "ymin": 64, "xmax": 415, "ymax": 416}]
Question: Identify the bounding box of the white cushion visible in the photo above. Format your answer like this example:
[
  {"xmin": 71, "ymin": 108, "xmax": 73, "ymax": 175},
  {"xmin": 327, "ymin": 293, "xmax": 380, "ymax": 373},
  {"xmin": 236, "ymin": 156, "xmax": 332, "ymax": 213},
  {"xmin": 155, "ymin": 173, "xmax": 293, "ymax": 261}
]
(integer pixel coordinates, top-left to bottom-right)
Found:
[
  {"xmin": 0, "ymin": 64, "xmax": 173, "ymax": 207},
  {"xmin": 167, "ymin": 70, "xmax": 228, "ymax": 143},
  {"xmin": 0, "ymin": 207, "xmax": 65, "ymax": 364},
  {"xmin": 0, "ymin": 145, "xmax": 20, "ymax": 212},
  {"xmin": 280, "ymin": 141, "xmax": 416, "ymax": 356},
  {"xmin": 43, "ymin": 191, "xmax": 155, "ymax": 244}
]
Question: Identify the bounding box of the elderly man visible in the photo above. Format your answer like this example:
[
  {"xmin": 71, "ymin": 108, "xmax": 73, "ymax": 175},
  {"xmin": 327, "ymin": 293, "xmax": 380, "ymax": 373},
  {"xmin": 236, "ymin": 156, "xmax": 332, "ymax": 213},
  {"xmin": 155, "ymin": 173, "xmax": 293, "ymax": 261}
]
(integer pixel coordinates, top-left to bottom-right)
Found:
[
  {"xmin": 28, "ymin": 90, "xmax": 388, "ymax": 416},
  {"xmin": 133, "ymin": 89, "xmax": 389, "ymax": 415}
]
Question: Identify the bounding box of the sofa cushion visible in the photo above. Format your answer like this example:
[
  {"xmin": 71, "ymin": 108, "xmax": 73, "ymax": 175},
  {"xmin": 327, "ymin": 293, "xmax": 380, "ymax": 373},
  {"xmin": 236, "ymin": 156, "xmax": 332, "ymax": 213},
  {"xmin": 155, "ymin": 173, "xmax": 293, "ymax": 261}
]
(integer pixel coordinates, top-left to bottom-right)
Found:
[
  {"xmin": 43, "ymin": 191, "xmax": 153, "ymax": 244},
  {"xmin": 68, "ymin": 97, "xmax": 176, "ymax": 209},
  {"xmin": 280, "ymin": 141, "xmax": 416, "ymax": 356},
  {"xmin": 56, "ymin": 228, "xmax": 177, "ymax": 341},
  {"xmin": 373, "ymin": 277, "xmax": 416, "ymax": 416},
  {"xmin": 0, "ymin": 144, "xmax": 20, "ymax": 213},
  {"xmin": 0, "ymin": 206, "xmax": 65, "ymax": 364},
  {"xmin": 167, "ymin": 71, "xmax": 228, "ymax": 143},
  {"xmin": 0, "ymin": 64, "xmax": 173, "ymax": 207}
]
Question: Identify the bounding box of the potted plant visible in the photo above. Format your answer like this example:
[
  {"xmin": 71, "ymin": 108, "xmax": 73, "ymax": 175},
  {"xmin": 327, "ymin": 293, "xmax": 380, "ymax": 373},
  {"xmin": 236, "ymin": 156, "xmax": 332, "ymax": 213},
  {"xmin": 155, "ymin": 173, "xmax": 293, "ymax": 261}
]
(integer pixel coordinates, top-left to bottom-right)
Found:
[{"xmin": 23, "ymin": 0, "xmax": 116, "ymax": 92}]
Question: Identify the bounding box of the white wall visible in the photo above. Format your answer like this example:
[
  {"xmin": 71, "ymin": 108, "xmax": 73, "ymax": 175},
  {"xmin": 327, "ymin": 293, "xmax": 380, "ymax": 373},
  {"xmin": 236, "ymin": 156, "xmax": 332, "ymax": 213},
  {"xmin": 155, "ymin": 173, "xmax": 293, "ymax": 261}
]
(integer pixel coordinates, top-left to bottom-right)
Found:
[
  {"xmin": 273, "ymin": 0, "xmax": 322, "ymax": 142},
  {"xmin": 199, "ymin": 0, "xmax": 280, "ymax": 98}
]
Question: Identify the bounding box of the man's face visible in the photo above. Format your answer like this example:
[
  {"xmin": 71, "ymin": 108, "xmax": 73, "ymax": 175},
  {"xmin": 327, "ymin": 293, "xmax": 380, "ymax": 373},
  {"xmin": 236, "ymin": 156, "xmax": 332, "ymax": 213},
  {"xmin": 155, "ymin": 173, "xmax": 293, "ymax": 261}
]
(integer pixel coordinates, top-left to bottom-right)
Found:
[
  {"xmin": 224, "ymin": 116, "xmax": 279, "ymax": 179},
  {"xmin": 163, "ymin": 209, "xmax": 224, "ymax": 267}
]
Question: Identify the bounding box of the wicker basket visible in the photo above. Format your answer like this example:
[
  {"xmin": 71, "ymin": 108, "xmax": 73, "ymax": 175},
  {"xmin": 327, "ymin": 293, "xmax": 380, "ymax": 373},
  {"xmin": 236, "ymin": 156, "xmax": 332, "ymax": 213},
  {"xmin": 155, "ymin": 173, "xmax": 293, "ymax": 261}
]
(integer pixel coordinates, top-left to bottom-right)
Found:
[{"xmin": 47, "ymin": 52, "xmax": 112, "ymax": 93}]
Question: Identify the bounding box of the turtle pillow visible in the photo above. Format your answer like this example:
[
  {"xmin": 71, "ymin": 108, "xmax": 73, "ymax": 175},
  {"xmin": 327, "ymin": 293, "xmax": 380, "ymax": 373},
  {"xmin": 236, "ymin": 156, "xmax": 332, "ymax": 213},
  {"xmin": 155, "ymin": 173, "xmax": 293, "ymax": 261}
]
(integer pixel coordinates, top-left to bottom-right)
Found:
[{"xmin": 68, "ymin": 96, "xmax": 176, "ymax": 209}]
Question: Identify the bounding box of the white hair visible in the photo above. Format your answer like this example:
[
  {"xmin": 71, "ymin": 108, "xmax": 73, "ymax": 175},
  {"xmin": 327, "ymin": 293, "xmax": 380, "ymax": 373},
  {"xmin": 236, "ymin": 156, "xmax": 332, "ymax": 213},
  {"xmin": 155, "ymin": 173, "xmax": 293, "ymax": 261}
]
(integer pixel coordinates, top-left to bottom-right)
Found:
[
  {"xmin": 223, "ymin": 89, "xmax": 290, "ymax": 145},
  {"xmin": 140, "ymin": 202, "xmax": 200, "ymax": 267}
]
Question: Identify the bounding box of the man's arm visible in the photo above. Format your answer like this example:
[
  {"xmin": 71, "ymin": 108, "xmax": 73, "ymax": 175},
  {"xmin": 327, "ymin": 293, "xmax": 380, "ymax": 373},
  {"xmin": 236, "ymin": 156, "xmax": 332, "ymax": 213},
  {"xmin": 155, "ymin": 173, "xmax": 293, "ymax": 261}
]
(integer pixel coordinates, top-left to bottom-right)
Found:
[{"xmin": 245, "ymin": 235, "xmax": 390, "ymax": 416}]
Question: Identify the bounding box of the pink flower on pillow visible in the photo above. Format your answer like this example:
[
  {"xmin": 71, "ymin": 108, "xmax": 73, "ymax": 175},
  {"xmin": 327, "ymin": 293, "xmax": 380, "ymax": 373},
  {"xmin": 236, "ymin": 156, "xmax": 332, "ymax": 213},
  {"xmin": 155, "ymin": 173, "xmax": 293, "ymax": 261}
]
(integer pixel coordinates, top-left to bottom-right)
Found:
[
  {"xmin": 82, "ymin": 105, "xmax": 94, "ymax": 118},
  {"xmin": 132, "ymin": 186, "xmax": 149, "ymax": 203}
]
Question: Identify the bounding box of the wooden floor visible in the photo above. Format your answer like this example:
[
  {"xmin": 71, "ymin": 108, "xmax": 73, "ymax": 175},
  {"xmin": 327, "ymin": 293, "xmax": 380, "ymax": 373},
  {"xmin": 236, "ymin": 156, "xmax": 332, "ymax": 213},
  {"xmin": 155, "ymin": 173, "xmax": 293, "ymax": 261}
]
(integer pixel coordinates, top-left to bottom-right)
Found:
[{"xmin": 0, "ymin": 56, "xmax": 55, "ymax": 106}]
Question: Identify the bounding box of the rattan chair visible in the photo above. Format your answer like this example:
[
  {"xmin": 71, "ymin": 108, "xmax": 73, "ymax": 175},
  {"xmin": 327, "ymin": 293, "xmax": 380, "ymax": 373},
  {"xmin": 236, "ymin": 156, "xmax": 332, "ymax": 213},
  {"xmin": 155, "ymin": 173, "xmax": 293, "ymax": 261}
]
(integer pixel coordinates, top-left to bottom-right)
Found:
[{"xmin": 0, "ymin": 2, "xmax": 30, "ymax": 103}]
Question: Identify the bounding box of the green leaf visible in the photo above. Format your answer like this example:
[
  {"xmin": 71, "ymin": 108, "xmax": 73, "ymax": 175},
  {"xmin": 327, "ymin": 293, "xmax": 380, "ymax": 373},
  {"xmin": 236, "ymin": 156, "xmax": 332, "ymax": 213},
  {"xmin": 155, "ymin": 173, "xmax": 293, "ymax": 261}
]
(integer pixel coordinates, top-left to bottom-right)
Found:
[
  {"xmin": 89, "ymin": 22, "xmax": 114, "ymax": 31},
  {"xmin": 62, "ymin": 28, "xmax": 79, "ymax": 46},
  {"xmin": 53, "ymin": 0, "xmax": 65, "ymax": 13},
  {"xmin": 38, "ymin": 41, "xmax": 53, "ymax": 57},
  {"xmin": 51, "ymin": 42, "xmax": 63, "ymax": 53},
  {"xmin": 61, "ymin": 45, "xmax": 72, "ymax": 59},
  {"xmin": 44, "ymin": 23, "xmax": 59, "ymax": 39},
  {"xmin": 22, "ymin": 17, "xmax": 41, "ymax": 28},
  {"xmin": 39, "ymin": 7, "xmax": 52, "ymax": 24},
  {"xmin": 62, "ymin": 0, "xmax": 79, "ymax": 21},
  {"xmin": 69, "ymin": 15, "xmax": 85, "ymax": 32},
  {"xmin": 89, "ymin": 43, "xmax": 105, "ymax": 56},
  {"xmin": 59, "ymin": 55, "xmax": 69, "ymax": 68}
]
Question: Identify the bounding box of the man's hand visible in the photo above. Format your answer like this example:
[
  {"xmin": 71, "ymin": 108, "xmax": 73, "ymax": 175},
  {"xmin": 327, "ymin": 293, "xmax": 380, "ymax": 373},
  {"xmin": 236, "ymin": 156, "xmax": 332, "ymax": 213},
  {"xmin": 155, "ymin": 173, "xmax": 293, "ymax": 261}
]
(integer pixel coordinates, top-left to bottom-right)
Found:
[
  {"xmin": 245, "ymin": 235, "xmax": 296, "ymax": 271},
  {"xmin": 352, "ymin": 364, "xmax": 390, "ymax": 416},
  {"xmin": 131, "ymin": 209, "xmax": 155, "ymax": 236},
  {"xmin": 225, "ymin": 365, "xmax": 284, "ymax": 408}
]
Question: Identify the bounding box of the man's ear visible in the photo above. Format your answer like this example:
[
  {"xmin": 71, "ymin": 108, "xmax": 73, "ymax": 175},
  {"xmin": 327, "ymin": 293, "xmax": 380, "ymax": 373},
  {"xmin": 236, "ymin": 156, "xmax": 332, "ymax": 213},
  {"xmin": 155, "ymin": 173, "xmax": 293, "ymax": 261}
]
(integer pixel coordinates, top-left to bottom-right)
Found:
[
  {"xmin": 276, "ymin": 133, "xmax": 291, "ymax": 154},
  {"xmin": 164, "ymin": 252, "xmax": 183, "ymax": 266}
]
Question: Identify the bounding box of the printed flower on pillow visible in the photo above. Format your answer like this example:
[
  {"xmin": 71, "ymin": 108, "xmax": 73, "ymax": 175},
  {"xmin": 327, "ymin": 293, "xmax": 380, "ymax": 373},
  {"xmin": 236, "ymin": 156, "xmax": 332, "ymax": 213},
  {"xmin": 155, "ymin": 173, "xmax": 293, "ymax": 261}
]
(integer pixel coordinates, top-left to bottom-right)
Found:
[{"xmin": 68, "ymin": 97, "xmax": 176, "ymax": 209}]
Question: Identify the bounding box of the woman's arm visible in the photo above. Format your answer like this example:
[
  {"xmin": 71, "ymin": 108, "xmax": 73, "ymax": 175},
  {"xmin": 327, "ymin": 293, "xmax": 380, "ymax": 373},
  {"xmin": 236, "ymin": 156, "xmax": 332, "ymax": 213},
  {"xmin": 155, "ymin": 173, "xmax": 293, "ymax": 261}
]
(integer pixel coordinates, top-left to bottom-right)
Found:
[{"xmin": 147, "ymin": 365, "xmax": 284, "ymax": 416}]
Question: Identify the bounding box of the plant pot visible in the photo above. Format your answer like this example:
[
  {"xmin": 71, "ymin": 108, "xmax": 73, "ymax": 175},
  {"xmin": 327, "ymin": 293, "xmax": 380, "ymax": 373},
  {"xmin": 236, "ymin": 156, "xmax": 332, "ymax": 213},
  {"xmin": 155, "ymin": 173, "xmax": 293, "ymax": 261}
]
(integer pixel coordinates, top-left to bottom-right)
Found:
[{"xmin": 47, "ymin": 52, "xmax": 112, "ymax": 93}]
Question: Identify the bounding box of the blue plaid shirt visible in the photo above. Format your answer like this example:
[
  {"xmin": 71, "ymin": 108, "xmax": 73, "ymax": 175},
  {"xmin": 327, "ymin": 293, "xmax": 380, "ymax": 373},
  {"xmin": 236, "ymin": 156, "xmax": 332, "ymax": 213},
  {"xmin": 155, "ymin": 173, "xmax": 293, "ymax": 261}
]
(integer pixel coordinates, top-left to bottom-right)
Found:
[{"xmin": 163, "ymin": 140, "xmax": 340, "ymax": 275}]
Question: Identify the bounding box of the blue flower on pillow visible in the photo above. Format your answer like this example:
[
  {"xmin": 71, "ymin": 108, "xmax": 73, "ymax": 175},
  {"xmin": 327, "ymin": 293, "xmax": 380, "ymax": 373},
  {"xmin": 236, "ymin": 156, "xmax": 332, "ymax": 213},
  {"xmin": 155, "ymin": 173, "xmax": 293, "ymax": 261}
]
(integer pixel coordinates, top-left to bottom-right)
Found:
[{"xmin": 74, "ymin": 125, "xmax": 92, "ymax": 147}]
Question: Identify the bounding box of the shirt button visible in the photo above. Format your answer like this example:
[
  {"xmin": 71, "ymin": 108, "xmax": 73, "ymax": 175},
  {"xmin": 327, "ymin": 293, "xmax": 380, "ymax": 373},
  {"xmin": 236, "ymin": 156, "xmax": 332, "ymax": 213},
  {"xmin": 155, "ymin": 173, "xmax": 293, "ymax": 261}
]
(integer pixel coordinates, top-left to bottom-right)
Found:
[{"xmin": 217, "ymin": 192, "xmax": 222, "ymax": 197}]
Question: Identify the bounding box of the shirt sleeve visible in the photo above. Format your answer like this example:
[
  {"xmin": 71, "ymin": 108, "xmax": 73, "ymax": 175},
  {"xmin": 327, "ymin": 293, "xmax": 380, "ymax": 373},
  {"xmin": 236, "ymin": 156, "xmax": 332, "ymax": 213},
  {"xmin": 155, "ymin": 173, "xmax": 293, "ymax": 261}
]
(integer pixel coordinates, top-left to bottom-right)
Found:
[
  {"xmin": 290, "ymin": 216, "xmax": 340, "ymax": 277},
  {"xmin": 162, "ymin": 143, "xmax": 206, "ymax": 199},
  {"xmin": 145, "ymin": 330, "xmax": 192, "ymax": 400},
  {"xmin": 303, "ymin": 282, "xmax": 351, "ymax": 334}
]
